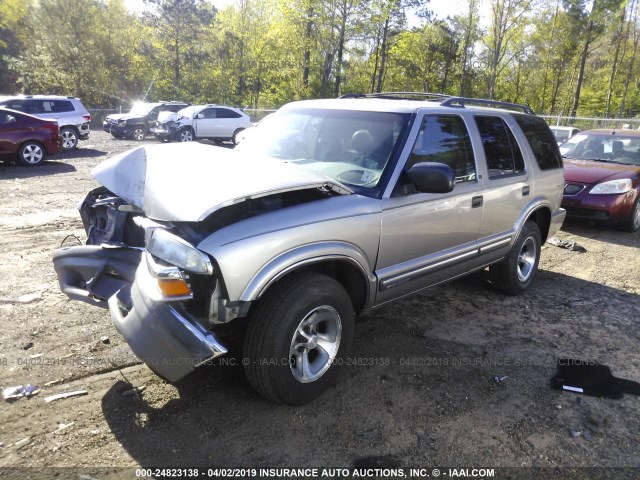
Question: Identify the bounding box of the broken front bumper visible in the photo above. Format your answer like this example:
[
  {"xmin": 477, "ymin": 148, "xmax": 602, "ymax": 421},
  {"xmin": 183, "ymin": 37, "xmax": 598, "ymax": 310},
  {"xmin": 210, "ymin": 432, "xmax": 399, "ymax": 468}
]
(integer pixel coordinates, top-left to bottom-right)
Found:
[
  {"xmin": 109, "ymin": 263, "xmax": 227, "ymax": 382},
  {"xmin": 54, "ymin": 244, "xmax": 227, "ymax": 382}
]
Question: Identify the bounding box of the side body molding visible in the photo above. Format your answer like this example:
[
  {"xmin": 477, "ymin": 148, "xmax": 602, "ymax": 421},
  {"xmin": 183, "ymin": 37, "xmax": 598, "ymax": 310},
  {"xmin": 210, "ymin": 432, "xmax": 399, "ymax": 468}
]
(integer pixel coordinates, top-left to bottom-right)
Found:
[{"xmin": 240, "ymin": 241, "xmax": 377, "ymax": 305}]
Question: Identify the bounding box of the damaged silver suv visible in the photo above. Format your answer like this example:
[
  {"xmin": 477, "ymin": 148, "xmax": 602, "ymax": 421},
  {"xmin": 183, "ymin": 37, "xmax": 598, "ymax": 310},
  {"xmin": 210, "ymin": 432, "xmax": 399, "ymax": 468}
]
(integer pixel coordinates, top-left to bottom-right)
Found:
[{"xmin": 53, "ymin": 93, "xmax": 566, "ymax": 404}]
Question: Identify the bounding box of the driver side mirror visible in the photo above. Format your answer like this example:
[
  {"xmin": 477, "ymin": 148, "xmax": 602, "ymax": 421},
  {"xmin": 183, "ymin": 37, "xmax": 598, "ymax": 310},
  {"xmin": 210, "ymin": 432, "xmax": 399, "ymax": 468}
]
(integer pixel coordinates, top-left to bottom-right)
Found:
[
  {"xmin": 196, "ymin": 113, "xmax": 205, "ymax": 119},
  {"xmin": 405, "ymin": 162, "xmax": 455, "ymax": 194}
]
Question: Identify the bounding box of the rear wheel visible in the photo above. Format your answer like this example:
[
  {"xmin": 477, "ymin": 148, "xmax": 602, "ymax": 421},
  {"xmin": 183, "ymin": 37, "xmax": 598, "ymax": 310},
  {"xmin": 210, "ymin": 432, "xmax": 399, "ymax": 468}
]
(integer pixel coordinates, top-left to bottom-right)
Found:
[
  {"xmin": 489, "ymin": 221, "xmax": 541, "ymax": 295},
  {"xmin": 132, "ymin": 127, "xmax": 145, "ymax": 141},
  {"xmin": 232, "ymin": 128, "xmax": 244, "ymax": 145},
  {"xmin": 17, "ymin": 141, "xmax": 45, "ymax": 166},
  {"xmin": 60, "ymin": 127, "xmax": 79, "ymax": 150},
  {"xmin": 620, "ymin": 195, "xmax": 640, "ymax": 233},
  {"xmin": 243, "ymin": 272, "xmax": 354, "ymax": 405}
]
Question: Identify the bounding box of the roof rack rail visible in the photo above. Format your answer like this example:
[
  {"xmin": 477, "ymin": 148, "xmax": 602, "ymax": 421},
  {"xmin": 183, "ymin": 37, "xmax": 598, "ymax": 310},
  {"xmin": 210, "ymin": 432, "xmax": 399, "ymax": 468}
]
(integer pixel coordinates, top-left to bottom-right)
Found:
[
  {"xmin": 340, "ymin": 91, "xmax": 453, "ymax": 101},
  {"xmin": 440, "ymin": 96, "xmax": 535, "ymax": 115},
  {"xmin": 339, "ymin": 91, "xmax": 535, "ymax": 114}
]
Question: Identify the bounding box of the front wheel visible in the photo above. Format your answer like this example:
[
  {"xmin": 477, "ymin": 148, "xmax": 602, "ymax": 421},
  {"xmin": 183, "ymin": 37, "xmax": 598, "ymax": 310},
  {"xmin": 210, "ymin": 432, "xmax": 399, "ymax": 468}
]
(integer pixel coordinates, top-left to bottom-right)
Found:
[
  {"xmin": 60, "ymin": 127, "xmax": 79, "ymax": 150},
  {"xmin": 621, "ymin": 195, "xmax": 640, "ymax": 233},
  {"xmin": 176, "ymin": 128, "xmax": 193, "ymax": 142},
  {"xmin": 489, "ymin": 221, "xmax": 541, "ymax": 295},
  {"xmin": 17, "ymin": 141, "xmax": 45, "ymax": 166},
  {"xmin": 243, "ymin": 272, "xmax": 354, "ymax": 405},
  {"xmin": 132, "ymin": 127, "xmax": 145, "ymax": 141}
]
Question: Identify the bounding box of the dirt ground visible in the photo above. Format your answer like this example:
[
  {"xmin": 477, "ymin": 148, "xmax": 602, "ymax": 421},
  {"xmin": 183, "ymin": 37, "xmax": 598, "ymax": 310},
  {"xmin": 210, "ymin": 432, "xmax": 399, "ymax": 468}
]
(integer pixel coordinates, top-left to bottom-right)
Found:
[{"xmin": 0, "ymin": 132, "xmax": 639, "ymax": 477}]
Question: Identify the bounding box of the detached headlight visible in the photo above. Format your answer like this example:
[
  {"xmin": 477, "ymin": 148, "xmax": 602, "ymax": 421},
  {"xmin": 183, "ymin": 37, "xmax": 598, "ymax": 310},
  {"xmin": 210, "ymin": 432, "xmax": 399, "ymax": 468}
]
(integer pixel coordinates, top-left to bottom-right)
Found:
[
  {"xmin": 147, "ymin": 229, "xmax": 213, "ymax": 274},
  {"xmin": 590, "ymin": 179, "xmax": 632, "ymax": 195}
]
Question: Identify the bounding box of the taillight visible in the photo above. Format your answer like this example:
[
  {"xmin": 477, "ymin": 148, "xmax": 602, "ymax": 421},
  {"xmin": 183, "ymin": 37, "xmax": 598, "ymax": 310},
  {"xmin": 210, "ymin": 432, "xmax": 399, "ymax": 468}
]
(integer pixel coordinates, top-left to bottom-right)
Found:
[{"xmin": 83, "ymin": 114, "xmax": 91, "ymax": 122}]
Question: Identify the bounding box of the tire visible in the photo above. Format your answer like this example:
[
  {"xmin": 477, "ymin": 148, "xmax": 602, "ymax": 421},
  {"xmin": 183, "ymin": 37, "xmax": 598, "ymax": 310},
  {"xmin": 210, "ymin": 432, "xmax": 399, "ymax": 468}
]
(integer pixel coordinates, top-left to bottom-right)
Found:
[
  {"xmin": 243, "ymin": 272, "xmax": 355, "ymax": 405},
  {"xmin": 176, "ymin": 128, "xmax": 194, "ymax": 142},
  {"xmin": 232, "ymin": 128, "xmax": 244, "ymax": 145},
  {"xmin": 17, "ymin": 141, "xmax": 45, "ymax": 166},
  {"xmin": 621, "ymin": 195, "xmax": 640, "ymax": 233},
  {"xmin": 60, "ymin": 127, "xmax": 79, "ymax": 150},
  {"xmin": 489, "ymin": 221, "xmax": 541, "ymax": 295},
  {"xmin": 132, "ymin": 127, "xmax": 145, "ymax": 141}
]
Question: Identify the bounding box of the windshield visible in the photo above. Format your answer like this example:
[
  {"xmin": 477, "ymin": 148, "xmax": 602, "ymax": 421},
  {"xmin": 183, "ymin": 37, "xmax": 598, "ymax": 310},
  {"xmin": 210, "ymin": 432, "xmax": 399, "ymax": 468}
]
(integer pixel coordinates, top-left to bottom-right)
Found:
[
  {"xmin": 560, "ymin": 133, "xmax": 640, "ymax": 165},
  {"xmin": 129, "ymin": 102, "xmax": 155, "ymax": 116},
  {"xmin": 236, "ymin": 108, "xmax": 410, "ymax": 191}
]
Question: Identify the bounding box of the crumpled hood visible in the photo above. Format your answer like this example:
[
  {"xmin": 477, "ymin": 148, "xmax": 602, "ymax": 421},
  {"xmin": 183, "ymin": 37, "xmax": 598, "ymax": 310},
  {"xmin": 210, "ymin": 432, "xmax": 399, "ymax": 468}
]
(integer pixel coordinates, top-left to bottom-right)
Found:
[
  {"xmin": 563, "ymin": 158, "xmax": 640, "ymax": 184},
  {"xmin": 91, "ymin": 143, "xmax": 352, "ymax": 222},
  {"xmin": 105, "ymin": 113, "xmax": 130, "ymax": 122}
]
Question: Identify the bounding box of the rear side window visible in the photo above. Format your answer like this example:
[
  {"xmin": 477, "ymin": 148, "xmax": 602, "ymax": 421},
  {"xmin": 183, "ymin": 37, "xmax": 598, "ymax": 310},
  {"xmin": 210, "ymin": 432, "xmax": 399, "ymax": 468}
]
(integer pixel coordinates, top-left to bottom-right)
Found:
[
  {"xmin": 49, "ymin": 100, "xmax": 74, "ymax": 113},
  {"xmin": 475, "ymin": 116, "xmax": 525, "ymax": 178},
  {"xmin": 216, "ymin": 108, "xmax": 241, "ymax": 119},
  {"xmin": 407, "ymin": 115, "xmax": 476, "ymax": 184},
  {"xmin": 513, "ymin": 114, "xmax": 562, "ymax": 170}
]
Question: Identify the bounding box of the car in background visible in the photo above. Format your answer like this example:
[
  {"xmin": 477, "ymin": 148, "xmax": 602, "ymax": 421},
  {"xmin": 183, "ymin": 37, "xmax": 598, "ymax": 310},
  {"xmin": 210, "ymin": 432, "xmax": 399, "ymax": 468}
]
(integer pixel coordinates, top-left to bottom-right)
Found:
[
  {"xmin": 0, "ymin": 95, "xmax": 90, "ymax": 151},
  {"xmin": 550, "ymin": 126, "xmax": 580, "ymax": 145},
  {"xmin": 151, "ymin": 105, "xmax": 252, "ymax": 144},
  {"xmin": 560, "ymin": 129, "xmax": 640, "ymax": 232},
  {"xmin": 0, "ymin": 108, "xmax": 62, "ymax": 166},
  {"xmin": 103, "ymin": 101, "xmax": 190, "ymax": 140}
]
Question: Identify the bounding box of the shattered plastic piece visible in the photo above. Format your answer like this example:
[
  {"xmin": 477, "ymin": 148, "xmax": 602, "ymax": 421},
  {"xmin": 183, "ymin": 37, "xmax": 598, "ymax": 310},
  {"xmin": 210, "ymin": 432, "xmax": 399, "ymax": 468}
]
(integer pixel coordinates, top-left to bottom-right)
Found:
[
  {"xmin": 121, "ymin": 385, "xmax": 146, "ymax": 397},
  {"xmin": 15, "ymin": 437, "xmax": 32, "ymax": 449},
  {"xmin": 3, "ymin": 384, "xmax": 41, "ymax": 400},
  {"xmin": 547, "ymin": 237, "xmax": 587, "ymax": 253},
  {"xmin": 494, "ymin": 375, "xmax": 508, "ymax": 383},
  {"xmin": 44, "ymin": 379, "xmax": 63, "ymax": 387},
  {"xmin": 100, "ymin": 335, "xmax": 110, "ymax": 344},
  {"xmin": 21, "ymin": 341, "xmax": 34, "ymax": 350},
  {"xmin": 569, "ymin": 429, "xmax": 582, "ymax": 438},
  {"xmin": 44, "ymin": 390, "xmax": 88, "ymax": 403},
  {"xmin": 583, "ymin": 429, "xmax": 593, "ymax": 441},
  {"xmin": 54, "ymin": 421, "xmax": 75, "ymax": 433}
]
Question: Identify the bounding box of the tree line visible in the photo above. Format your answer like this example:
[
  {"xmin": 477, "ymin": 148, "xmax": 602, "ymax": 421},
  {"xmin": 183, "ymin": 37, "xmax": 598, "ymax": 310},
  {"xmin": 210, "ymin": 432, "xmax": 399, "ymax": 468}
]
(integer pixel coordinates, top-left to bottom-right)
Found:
[{"xmin": 0, "ymin": 0, "xmax": 638, "ymax": 117}]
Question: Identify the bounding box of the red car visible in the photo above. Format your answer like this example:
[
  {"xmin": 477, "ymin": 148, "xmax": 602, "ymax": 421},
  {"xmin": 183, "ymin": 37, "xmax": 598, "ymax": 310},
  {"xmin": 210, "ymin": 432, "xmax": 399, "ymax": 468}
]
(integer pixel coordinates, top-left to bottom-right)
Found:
[
  {"xmin": 560, "ymin": 129, "xmax": 640, "ymax": 232},
  {"xmin": 0, "ymin": 108, "xmax": 62, "ymax": 166}
]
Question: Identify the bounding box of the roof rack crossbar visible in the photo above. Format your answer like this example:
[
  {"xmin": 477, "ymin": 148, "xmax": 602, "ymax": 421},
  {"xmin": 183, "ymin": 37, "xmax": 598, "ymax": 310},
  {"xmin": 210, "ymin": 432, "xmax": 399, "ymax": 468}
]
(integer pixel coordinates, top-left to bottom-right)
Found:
[{"xmin": 440, "ymin": 96, "xmax": 535, "ymax": 115}]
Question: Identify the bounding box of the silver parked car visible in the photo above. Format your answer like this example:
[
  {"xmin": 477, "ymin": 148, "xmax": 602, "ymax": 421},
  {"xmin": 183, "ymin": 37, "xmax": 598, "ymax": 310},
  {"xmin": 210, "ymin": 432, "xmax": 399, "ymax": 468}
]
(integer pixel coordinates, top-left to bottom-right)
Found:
[
  {"xmin": 53, "ymin": 93, "xmax": 566, "ymax": 404},
  {"xmin": 550, "ymin": 126, "xmax": 580, "ymax": 145},
  {"xmin": 0, "ymin": 95, "xmax": 91, "ymax": 150},
  {"xmin": 151, "ymin": 104, "xmax": 253, "ymax": 144}
]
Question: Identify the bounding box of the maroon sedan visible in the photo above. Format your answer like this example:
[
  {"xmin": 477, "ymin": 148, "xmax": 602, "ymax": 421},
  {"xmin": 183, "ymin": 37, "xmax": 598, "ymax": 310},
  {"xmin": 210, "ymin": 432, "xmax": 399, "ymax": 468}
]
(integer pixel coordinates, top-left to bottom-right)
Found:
[
  {"xmin": 560, "ymin": 129, "xmax": 640, "ymax": 232},
  {"xmin": 0, "ymin": 108, "xmax": 62, "ymax": 166}
]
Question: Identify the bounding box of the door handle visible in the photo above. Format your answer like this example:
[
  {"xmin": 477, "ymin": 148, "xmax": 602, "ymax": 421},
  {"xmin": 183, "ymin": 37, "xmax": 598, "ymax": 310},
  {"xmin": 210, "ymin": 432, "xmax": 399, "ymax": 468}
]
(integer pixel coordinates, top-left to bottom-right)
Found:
[
  {"xmin": 522, "ymin": 185, "xmax": 530, "ymax": 196},
  {"xmin": 471, "ymin": 196, "xmax": 483, "ymax": 208}
]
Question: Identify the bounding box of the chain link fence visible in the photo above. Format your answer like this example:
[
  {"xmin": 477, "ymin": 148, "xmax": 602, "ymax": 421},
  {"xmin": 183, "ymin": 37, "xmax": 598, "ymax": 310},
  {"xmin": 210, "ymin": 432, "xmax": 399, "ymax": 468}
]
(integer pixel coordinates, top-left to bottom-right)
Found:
[{"xmin": 540, "ymin": 114, "xmax": 640, "ymax": 131}]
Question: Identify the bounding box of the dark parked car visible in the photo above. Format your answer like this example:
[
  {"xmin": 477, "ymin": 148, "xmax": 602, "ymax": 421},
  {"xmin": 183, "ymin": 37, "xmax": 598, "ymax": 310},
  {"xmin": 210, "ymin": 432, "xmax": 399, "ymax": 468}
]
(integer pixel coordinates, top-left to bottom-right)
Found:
[
  {"xmin": 103, "ymin": 101, "xmax": 190, "ymax": 140},
  {"xmin": 560, "ymin": 129, "xmax": 640, "ymax": 232},
  {"xmin": 0, "ymin": 108, "xmax": 62, "ymax": 166}
]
